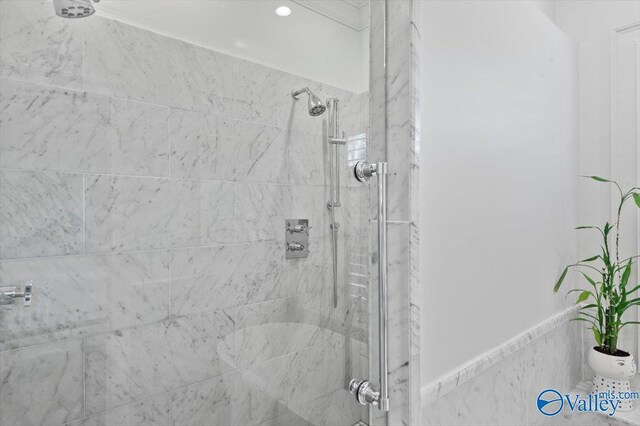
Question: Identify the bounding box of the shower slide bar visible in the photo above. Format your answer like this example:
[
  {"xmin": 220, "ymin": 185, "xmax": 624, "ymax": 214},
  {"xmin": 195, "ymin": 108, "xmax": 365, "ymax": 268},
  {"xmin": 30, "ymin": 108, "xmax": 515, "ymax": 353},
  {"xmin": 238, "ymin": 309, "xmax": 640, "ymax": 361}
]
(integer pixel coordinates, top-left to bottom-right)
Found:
[
  {"xmin": 326, "ymin": 98, "xmax": 346, "ymax": 309},
  {"xmin": 290, "ymin": 89, "xmax": 345, "ymax": 309},
  {"xmin": 349, "ymin": 161, "xmax": 389, "ymax": 412}
]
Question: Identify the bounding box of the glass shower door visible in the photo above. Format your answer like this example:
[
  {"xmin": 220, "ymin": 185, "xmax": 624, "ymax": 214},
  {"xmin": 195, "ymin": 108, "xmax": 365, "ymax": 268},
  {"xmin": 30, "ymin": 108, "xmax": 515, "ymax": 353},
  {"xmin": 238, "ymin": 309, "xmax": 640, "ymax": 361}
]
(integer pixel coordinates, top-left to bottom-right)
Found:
[{"xmin": 0, "ymin": 1, "xmax": 373, "ymax": 425}]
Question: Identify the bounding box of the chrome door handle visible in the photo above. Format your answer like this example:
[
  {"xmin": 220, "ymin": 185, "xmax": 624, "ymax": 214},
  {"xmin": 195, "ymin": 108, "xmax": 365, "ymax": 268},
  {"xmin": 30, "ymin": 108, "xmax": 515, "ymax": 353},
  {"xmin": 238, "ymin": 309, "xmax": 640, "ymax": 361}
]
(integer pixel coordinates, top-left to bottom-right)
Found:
[
  {"xmin": 349, "ymin": 161, "xmax": 389, "ymax": 412},
  {"xmin": 376, "ymin": 162, "xmax": 389, "ymax": 412},
  {"xmin": 0, "ymin": 281, "xmax": 33, "ymax": 307}
]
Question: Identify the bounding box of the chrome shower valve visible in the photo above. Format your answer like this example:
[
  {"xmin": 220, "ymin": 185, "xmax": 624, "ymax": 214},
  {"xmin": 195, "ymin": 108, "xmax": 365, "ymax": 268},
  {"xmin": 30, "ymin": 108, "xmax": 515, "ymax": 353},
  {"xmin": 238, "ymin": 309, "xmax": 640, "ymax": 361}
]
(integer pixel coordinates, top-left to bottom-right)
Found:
[{"xmin": 1, "ymin": 281, "xmax": 33, "ymax": 307}]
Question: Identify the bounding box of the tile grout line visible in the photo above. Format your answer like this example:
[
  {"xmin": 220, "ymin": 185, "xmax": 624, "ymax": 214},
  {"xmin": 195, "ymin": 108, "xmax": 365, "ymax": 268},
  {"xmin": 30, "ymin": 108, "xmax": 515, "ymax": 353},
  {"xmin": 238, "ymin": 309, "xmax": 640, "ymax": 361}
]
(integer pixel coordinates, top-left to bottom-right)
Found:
[
  {"xmin": 0, "ymin": 335, "xmax": 86, "ymax": 355},
  {"xmin": 82, "ymin": 337, "xmax": 86, "ymax": 420},
  {"xmin": 82, "ymin": 174, "xmax": 86, "ymax": 254},
  {"xmin": 71, "ymin": 347, "xmax": 301, "ymax": 425},
  {"xmin": 0, "ymin": 166, "xmax": 351, "ymax": 189},
  {"xmin": 168, "ymin": 249, "xmax": 172, "ymax": 320},
  {"xmin": 168, "ymin": 105, "xmax": 172, "ymax": 179},
  {"xmin": 0, "ymin": 236, "xmax": 346, "ymax": 264},
  {"xmin": 0, "ymin": 77, "xmax": 332, "ymax": 136},
  {"xmin": 81, "ymin": 17, "xmax": 85, "ymax": 93},
  {"xmin": 232, "ymin": 58, "xmax": 236, "ymax": 121},
  {"xmin": 234, "ymin": 181, "xmax": 238, "ymax": 245}
]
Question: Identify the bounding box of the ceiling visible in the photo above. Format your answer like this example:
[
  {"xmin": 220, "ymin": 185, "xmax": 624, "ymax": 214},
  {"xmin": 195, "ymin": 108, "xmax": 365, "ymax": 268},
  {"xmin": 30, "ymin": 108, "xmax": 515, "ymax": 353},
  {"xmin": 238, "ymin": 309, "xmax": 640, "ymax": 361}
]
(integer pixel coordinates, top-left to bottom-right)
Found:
[
  {"xmin": 94, "ymin": 0, "xmax": 370, "ymax": 92},
  {"xmin": 291, "ymin": 0, "xmax": 369, "ymax": 30}
]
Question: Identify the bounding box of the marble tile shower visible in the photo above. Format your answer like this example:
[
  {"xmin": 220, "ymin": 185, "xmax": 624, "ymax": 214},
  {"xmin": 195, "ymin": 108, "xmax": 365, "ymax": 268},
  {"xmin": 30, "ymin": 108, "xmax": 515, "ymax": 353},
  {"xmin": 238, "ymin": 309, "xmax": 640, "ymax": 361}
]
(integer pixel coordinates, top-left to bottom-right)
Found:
[{"xmin": 0, "ymin": 1, "xmax": 370, "ymax": 425}]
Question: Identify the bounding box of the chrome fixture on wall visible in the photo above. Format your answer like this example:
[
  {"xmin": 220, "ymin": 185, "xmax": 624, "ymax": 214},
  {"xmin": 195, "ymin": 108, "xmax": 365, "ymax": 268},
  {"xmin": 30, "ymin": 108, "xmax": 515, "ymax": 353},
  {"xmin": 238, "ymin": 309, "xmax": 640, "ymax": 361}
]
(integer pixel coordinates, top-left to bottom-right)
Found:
[
  {"xmin": 285, "ymin": 219, "xmax": 310, "ymax": 259},
  {"xmin": 326, "ymin": 98, "xmax": 347, "ymax": 309},
  {"xmin": 53, "ymin": 0, "xmax": 98, "ymax": 18},
  {"xmin": 1, "ymin": 281, "xmax": 33, "ymax": 307},
  {"xmin": 291, "ymin": 89, "xmax": 346, "ymax": 308},
  {"xmin": 350, "ymin": 161, "xmax": 390, "ymax": 412},
  {"xmin": 291, "ymin": 87, "xmax": 326, "ymax": 116}
]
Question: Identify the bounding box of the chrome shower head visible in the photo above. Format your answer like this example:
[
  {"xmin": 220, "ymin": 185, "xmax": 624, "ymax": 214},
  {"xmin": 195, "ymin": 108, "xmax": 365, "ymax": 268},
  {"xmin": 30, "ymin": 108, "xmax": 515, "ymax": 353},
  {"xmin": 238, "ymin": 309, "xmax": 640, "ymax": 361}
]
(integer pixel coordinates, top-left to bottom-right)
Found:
[
  {"xmin": 291, "ymin": 87, "xmax": 326, "ymax": 117},
  {"xmin": 53, "ymin": 0, "xmax": 96, "ymax": 19}
]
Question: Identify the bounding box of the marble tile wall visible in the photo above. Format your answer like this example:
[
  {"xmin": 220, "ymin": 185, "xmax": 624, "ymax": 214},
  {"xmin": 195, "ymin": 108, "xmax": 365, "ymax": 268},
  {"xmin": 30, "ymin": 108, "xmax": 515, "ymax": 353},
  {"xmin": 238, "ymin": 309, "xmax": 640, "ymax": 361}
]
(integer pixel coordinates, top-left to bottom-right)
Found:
[
  {"xmin": 421, "ymin": 310, "xmax": 583, "ymax": 425},
  {"xmin": 0, "ymin": 1, "xmax": 370, "ymax": 425},
  {"xmin": 367, "ymin": 1, "xmax": 421, "ymax": 425}
]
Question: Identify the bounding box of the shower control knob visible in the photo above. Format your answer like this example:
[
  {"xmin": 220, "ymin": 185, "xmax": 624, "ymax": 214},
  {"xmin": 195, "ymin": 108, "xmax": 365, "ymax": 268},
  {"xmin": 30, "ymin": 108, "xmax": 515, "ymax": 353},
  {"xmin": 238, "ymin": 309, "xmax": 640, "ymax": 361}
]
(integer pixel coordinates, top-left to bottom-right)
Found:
[
  {"xmin": 285, "ymin": 219, "xmax": 309, "ymax": 259},
  {"xmin": 287, "ymin": 224, "xmax": 308, "ymax": 233},
  {"xmin": 0, "ymin": 281, "xmax": 33, "ymax": 307},
  {"xmin": 287, "ymin": 242, "xmax": 306, "ymax": 252}
]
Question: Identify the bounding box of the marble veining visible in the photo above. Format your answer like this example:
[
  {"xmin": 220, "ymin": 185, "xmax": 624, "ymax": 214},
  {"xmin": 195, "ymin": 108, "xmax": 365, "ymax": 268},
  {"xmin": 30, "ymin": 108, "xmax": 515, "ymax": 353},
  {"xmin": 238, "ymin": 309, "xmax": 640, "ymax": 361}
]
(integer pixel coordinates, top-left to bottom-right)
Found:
[
  {"xmin": 364, "ymin": 1, "xmax": 424, "ymax": 424},
  {"xmin": 170, "ymin": 242, "xmax": 287, "ymax": 316},
  {"xmin": 170, "ymin": 111, "xmax": 287, "ymax": 183},
  {"xmin": 84, "ymin": 175, "xmax": 235, "ymax": 252},
  {"xmin": 0, "ymin": 78, "xmax": 170, "ymax": 177},
  {"xmin": 83, "ymin": 16, "xmax": 234, "ymax": 115},
  {"xmin": 422, "ymin": 315, "xmax": 583, "ymax": 425},
  {"xmin": 236, "ymin": 183, "xmax": 291, "ymax": 243},
  {"xmin": 0, "ymin": 338, "xmax": 84, "ymax": 426},
  {"xmin": 0, "ymin": 1, "xmax": 370, "ymax": 425},
  {"xmin": 421, "ymin": 305, "xmax": 582, "ymax": 407},
  {"xmin": 235, "ymin": 354, "xmax": 290, "ymax": 425},
  {"xmin": 0, "ymin": 250, "xmax": 170, "ymax": 351},
  {"xmin": 0, "ymin": 170, "xmax": 83, "ymax": 259},
  {"xmin": 84, "ymin": 309, "xmax": 235, "ymax": 416},
  {"xmin": 422, "ymin": 344, "xmax": 530, "ymax": 425},
  {"xmin": 287, "ymin": 236, "xmax": 335, "ymax": 297},
  {"xmin": 235, "ymin": 297, "xmax": 337, "ymax": 367},
  {"xmin": 287, "ymin": 337, "xmax": 361, "ymax": 426},
  {"xmin": 287, "ymin": 129, "xmax": 329, "ymax": 187},
  {"xmin": 75, "ymin": 355, "xmax": 291, "ymax": 426},
  {"xmin": 0, "ymin": 0, "xmax": 83, "ymax": 89}
]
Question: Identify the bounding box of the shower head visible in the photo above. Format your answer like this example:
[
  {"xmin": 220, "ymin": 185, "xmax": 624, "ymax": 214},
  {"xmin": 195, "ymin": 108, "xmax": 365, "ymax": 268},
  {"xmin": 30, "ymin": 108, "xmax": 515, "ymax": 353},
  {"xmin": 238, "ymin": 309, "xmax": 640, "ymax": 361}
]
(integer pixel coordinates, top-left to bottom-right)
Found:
[
  {"xmin": 291, "ymin": 87, "xmax": 326, "ymax": 117},
  {"xmin": 53, "ymin": 0, "xmax": 96, "ymax": 18}
]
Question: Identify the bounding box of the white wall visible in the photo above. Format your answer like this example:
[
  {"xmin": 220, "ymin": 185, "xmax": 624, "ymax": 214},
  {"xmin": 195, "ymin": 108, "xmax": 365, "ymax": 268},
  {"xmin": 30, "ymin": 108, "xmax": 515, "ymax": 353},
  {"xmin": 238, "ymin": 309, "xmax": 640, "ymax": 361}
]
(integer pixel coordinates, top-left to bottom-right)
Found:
[
  {"xmin": 95, "ymin": 0, "xmax": 369, "ymax": 93},
  {"xmin": 555, "ymin": 0, "xmax": 640, "ymax": 362},
  {"xmin": 532, "ymin": 0, "xmax": 557, "ymax": 24},
  {"xmin": 556, "ymin": 0, "xmax": 640, "ymax": 43},
  {"xmin": 419, "ymin": 0, "xmax": 579, "ymax": 383}
]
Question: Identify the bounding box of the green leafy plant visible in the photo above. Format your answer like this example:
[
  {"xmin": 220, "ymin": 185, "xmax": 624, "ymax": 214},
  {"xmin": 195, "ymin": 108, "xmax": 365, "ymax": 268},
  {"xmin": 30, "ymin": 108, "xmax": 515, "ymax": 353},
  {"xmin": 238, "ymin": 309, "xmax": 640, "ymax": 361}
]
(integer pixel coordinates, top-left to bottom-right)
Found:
[{"xmin": 554, "ymin": 176, "xmax": 640, "ymax": 355}]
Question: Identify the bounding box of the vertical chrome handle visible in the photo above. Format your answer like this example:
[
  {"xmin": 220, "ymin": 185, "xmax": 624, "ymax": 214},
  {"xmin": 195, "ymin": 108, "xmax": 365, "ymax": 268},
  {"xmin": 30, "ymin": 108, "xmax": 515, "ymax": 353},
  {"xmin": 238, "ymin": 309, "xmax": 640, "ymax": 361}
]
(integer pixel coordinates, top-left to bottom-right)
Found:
[
  {"xmin": 349, "ymin": 161, "xmax": 389, "ymax": 412},
  {"xmin": 376, "ymin": 162, "xmax": 389, "ymax": 412}
]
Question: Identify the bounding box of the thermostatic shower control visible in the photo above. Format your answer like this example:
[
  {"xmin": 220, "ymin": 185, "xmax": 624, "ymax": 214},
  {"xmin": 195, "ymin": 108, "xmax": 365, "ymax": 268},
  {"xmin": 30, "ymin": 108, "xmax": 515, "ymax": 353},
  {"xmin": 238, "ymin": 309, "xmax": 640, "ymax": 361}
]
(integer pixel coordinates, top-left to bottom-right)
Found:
[
  {"xmin": 0, "ymin": 281, "xmax": 33, "ymax": 307},
  {"xmin": 285, "ymin": 219, "xmax": 309, "ymax": 259}
]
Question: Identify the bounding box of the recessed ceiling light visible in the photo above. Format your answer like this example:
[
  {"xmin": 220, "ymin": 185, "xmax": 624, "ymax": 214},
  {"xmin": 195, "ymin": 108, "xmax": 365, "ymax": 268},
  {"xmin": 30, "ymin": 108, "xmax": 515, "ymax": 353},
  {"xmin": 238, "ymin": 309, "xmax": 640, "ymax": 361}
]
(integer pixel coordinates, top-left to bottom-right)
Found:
[{"xmin": 275, "ymin": 6, "xmax": 291, "ymax": 17}]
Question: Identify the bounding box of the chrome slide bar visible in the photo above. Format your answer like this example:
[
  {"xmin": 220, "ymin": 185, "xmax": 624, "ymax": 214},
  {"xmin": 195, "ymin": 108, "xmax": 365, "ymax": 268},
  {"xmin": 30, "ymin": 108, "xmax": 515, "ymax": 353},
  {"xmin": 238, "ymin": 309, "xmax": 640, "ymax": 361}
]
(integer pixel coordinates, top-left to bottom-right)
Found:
[
  {"xmin": 349, "ymin": 161, "xmax": 389, "ymax": 412},
  {"xmin": 326, "ymin": 98, "xmax": 346, "ymax": 308}
]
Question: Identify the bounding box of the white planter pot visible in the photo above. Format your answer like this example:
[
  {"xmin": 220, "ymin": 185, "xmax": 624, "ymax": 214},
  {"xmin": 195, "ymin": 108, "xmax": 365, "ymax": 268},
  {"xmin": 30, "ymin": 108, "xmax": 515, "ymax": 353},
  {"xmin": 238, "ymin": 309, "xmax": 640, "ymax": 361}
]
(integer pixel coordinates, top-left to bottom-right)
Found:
[{"xmin": 588, "ymin": 346, "xmax": 637, "ymax": 412}]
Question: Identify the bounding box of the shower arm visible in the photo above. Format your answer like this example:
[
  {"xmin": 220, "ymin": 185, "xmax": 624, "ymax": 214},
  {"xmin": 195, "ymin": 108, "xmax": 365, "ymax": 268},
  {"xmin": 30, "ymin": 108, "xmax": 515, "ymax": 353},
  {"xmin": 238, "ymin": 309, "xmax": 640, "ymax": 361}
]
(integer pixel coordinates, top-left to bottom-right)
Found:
[{"xmin": 291, "ymin": 87, "xmax": 311, "ymax": 99}]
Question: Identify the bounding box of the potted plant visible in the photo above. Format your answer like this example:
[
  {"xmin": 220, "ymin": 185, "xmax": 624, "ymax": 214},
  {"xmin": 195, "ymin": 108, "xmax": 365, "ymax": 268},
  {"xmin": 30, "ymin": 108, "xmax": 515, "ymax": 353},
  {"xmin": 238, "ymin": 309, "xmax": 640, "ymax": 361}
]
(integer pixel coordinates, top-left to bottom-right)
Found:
[{"xmin": 554, "ymin": 176, "xmax": 640, "ymax": 411}]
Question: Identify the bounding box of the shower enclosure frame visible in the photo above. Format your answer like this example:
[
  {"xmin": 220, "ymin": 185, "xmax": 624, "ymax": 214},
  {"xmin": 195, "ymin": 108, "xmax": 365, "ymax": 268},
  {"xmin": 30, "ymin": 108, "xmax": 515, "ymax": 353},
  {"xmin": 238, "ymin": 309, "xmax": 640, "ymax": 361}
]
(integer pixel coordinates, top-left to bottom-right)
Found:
[{"xmin": 366, "ymin": 0, "xmax": 422, "ymax": 425}]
